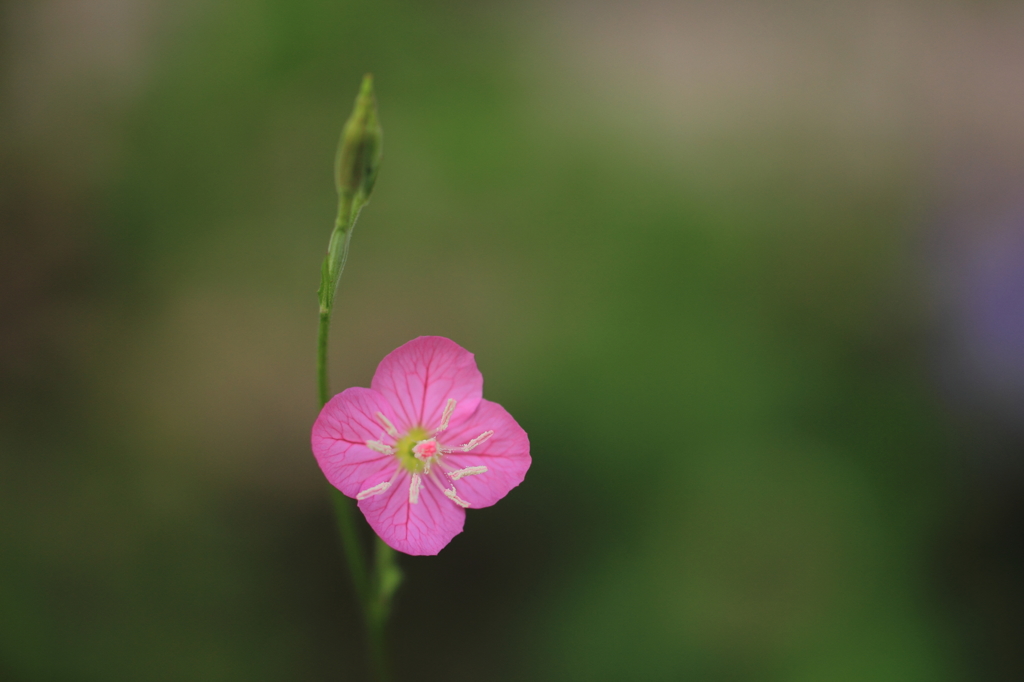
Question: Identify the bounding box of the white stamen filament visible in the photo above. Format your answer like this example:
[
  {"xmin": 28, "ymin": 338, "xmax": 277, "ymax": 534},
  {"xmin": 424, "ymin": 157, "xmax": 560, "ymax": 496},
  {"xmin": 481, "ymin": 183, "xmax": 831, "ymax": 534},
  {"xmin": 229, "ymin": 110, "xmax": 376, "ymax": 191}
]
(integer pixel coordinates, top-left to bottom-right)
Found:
[
  {"xmin": 437, "ymin": 398, "xmax": 457, "ymax": 432},
  {"xmin": 461, "ymin": 430, "xmax": 494, "ymax": 452},
  {"xmin": 409, "ymin": 474, "xmax": 422, "ymax": 504},
  {"xmin": 356, "ymin": 481, "xmax": 391, "ymax": 500},
  {"xmin": 365, "ymin": 440, "xmax": 394, "ymax": 455},
  {"xmin": 444, "ymin": 488, "xmax": 471, "ymax": 508},
  {"xmin": 448, "ymin": 466, "xmax": 488, "ymax": 481},
  {"xmin": 376, "ymin": 412, "xmax": 399, "ymax": 437}
]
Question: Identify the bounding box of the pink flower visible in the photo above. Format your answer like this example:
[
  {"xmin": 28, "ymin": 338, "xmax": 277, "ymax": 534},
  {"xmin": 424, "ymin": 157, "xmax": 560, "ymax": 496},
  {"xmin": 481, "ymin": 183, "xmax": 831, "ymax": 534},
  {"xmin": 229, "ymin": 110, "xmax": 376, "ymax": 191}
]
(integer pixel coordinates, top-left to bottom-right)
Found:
[{"xmin": 311, "ymin": 336, "xmax": 531, "ymax": 555}]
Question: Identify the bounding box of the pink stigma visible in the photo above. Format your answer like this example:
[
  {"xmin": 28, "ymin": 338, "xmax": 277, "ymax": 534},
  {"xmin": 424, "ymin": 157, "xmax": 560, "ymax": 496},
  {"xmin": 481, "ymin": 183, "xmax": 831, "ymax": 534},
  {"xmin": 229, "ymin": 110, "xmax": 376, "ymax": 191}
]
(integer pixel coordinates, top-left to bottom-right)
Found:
[{"xmin": 412, "ymin": 439, "xmax": 438, "ymax": 459}]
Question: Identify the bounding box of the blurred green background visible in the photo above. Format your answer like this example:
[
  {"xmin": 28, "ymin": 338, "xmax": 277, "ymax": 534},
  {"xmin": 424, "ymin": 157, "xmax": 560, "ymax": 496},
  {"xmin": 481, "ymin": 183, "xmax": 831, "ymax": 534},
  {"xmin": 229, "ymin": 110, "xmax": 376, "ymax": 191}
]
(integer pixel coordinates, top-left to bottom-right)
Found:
[{"xmin": 4, "ymin": 1, "xmax": 1024, "ymax": 680}]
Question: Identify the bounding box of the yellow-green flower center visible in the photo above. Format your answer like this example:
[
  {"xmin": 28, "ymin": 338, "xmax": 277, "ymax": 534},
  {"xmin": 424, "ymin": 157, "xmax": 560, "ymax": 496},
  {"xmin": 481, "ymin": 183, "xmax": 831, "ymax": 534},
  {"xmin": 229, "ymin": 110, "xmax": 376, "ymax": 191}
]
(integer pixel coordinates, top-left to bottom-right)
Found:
[{"xmin": 394, "ymin": 427, "xmax": 431, "ymax": 473}]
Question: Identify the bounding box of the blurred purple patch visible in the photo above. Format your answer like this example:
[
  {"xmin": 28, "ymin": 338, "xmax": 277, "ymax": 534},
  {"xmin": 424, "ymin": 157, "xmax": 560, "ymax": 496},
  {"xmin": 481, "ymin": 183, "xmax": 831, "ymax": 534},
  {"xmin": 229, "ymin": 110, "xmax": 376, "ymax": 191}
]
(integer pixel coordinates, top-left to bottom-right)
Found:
[{"xmin": 935, "ymin": 200, "xmax": 1024, "ymax": 431}]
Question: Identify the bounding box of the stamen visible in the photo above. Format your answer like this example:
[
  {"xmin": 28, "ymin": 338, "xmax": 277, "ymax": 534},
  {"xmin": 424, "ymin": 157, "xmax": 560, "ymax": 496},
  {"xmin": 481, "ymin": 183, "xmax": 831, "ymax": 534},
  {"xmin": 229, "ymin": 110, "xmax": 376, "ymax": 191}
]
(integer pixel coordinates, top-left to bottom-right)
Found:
[
  {"xmin": 376, "ymin": 412, "xmax": 399, "ymax": 437},
  {"xmin": 461, "ymin": 430, "xmax": 494, "ymax": 452},
  {"xmin": 437, "ymin": 398, "xmax": 457, "ymax": 432},
  {"xmin": 356, "ymin": 481, "xmax": 391, "ymax": 500},
  {"xmin": 448, "ymin": 466, "xmax": 488, "ymax": 481},
  {"xmin": 409, "ymin": 474, "xmax": 422, "ymax": 504},
  {"xmin": 365, "ymin": 440, "xmax": 394, "ymax": 455},
  {"xmin": 444, "ymin": 488, "xmax": 471, "ymax": 508}
]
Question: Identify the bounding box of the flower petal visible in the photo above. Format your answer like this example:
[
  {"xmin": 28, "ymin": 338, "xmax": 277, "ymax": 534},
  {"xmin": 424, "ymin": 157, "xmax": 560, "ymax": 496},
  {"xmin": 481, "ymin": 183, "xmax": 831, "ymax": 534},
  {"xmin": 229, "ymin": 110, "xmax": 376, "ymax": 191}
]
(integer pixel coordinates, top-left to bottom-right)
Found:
[
  {"xmin": 311, "ymin": 387, "xmax": 400, "ymax": 498},
  {"xmin": 359, "ymin": 470, "xmax": 466, "ymax": 555},
  {"xmin": 440, "ymin": 399, "xmax": 531, "ymax": 508},
  {"xmin": 370, "ymin": 336, "xmax": 483, "ymax": 433}
]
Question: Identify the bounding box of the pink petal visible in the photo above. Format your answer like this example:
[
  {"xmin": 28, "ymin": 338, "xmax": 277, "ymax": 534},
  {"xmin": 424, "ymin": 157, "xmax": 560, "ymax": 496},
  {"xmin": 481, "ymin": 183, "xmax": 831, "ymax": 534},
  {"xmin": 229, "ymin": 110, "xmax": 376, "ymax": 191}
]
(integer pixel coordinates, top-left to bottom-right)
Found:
[
  {"xmin": 311, "ymin": 387, "xmax": 400, "ymax": 498},
  {"xmin": 370, "ymin": 336, "xmax": 483, "ymax": 433},
  {"xmin": 359, "ymin": 471, "xmax": 466, "ymax": 555},
  {"xmin": 440, "ymin": 399, "xmax": 531, "ymax": 508}
]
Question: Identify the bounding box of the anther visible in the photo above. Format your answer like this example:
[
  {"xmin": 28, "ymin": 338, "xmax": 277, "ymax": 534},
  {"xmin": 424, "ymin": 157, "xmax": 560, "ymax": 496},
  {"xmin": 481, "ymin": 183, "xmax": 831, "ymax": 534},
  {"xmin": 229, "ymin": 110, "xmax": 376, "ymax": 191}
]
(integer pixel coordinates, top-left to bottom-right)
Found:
[
  {"xmin": 461, "ymin": 430, "xmax": 494, "ymax": 452},
  {"xmin": 365, "ymin": 440, "xmax": 394, "ymax": 455},
  {"xmin": 448, "ymin": 466, "xmax": 488, "ymax": 481},
  {"xmin": 376, "ymin": 412, "xmax": 399, "ymax": 437},
  {"xmin": 437, "ymin": 398, "xmax": 457, "ymax": 432},
  {"xmin": 356, "ymin": 481, "xmax": 391, "ymax": 500},
  {"xmin": 444, "ymin": 488, "xmax": 471, "ymax": 508},
  {"xmin": 409, "ymin": 474, "xmax": 422, "ymax": 504}
]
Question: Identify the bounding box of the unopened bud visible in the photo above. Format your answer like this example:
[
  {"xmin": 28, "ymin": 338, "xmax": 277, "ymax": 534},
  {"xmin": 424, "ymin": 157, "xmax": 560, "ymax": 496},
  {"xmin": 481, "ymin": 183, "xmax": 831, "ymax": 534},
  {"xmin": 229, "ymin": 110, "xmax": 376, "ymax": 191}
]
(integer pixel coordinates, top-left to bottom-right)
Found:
[{"xmin": 334, "ymin": 74, "xmax": 383, "ymax": 201}]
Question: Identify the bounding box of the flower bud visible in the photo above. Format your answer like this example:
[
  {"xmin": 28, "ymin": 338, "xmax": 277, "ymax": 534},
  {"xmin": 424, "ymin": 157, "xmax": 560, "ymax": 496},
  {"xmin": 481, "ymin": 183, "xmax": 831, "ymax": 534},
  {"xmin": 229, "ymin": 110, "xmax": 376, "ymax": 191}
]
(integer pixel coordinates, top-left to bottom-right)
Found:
[{"xmin": 334, "ymin": 74, "xmax": 383, "ymax": 201}]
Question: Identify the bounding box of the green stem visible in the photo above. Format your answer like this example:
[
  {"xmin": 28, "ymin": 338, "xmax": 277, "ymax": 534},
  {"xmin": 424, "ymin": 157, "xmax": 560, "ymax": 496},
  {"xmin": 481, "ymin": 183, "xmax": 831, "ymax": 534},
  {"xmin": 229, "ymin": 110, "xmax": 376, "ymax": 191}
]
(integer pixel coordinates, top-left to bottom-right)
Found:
[
  {"xmin": 330, "ymin": 488, "xmax": 369, "ymax": 602},
  {"xmin": 365, "ymin": 537, "xmax": 400, "ymax": 681},
  {"xmin": 318, "ymin": 284, "xmax": 370, "ymax": 600},
  {"xmin": 317, "ymin": 309, "xmax": 333, "ymax": 408},
  {"xmin": 317, "ymin": 73, "xmax": 392, "ymax": 680},
  {"xmin": 318, "ymin": 194, "xmax": 398, "ymax": 682}
]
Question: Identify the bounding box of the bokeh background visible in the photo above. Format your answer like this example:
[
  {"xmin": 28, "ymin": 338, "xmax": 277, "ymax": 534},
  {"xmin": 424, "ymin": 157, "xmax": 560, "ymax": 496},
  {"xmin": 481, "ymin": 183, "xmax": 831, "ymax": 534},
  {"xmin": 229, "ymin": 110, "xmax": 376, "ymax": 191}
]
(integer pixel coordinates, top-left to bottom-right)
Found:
[{"xmin": 4, "ymin": 1, "xmax": 1024, "ymax": 680}]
